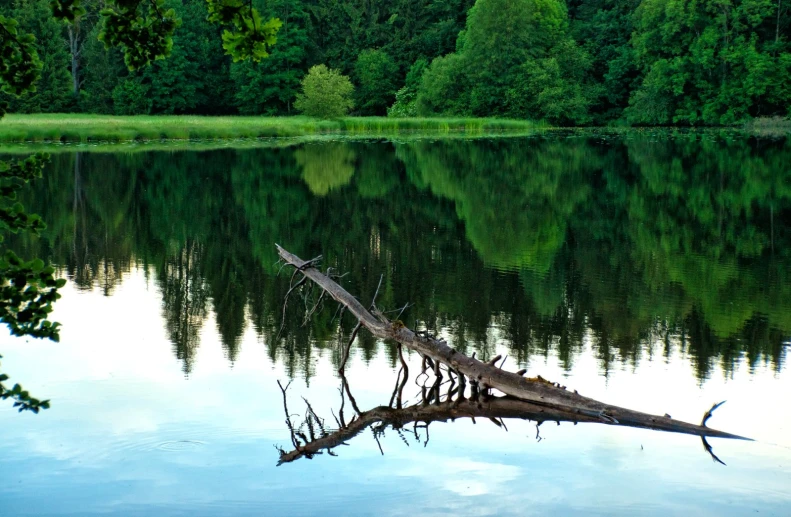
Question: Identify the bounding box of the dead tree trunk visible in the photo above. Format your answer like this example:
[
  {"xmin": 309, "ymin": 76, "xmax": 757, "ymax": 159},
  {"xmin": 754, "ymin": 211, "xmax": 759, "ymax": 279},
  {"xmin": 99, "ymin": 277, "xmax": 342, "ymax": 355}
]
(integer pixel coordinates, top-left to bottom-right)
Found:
[{"xmin": 276, "ymin": 245, "xmax": 748, "ymax": 442}]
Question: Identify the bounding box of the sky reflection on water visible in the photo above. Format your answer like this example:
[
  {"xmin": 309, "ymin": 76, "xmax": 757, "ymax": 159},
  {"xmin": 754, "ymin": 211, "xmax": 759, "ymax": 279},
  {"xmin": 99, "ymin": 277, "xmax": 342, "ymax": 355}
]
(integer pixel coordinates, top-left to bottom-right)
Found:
[{"xmin": 1, "ymin": 270, "xmax": 789, "ymax": 516}]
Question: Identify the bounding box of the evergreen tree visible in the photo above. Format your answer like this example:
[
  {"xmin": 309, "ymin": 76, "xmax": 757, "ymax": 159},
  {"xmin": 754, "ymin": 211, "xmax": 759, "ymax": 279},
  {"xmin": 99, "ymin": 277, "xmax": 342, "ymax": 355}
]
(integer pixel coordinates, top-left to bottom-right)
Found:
[
  {"xmin": 142, "ymin": 0, "xmax": 235, "ymax": 114},
  {"xmin": 382, "ymin": 0, "xmax": 474, "ymax": 80},
  {"xmin": 303, "ymin": 0, "xmax": 356, "ymax": 71},
  {"xmin": 354, "ymin": 48, "xmax": 399, "ymax": 115},
  {"xmin": 111, "ymin": 78, "xmax": 150, "ymax": 115},
  {"xmin": 3, "ymin": 0, "xmax": 72, "ymax": 112},
  {"xmin": 232, "ymin": 0, "xmax": 308, "ymax": 115},
  {"xmin": 79, "ymin": 20, "xmax": 126, "ymax": 113}
]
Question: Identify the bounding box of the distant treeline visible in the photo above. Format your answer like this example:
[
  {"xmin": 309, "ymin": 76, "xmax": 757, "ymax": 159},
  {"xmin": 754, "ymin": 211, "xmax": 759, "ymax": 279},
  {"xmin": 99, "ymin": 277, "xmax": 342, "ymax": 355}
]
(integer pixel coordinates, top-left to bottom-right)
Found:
[{"xmin": 1, "ymin": 0, "xmax": 790, "ymax": 125}]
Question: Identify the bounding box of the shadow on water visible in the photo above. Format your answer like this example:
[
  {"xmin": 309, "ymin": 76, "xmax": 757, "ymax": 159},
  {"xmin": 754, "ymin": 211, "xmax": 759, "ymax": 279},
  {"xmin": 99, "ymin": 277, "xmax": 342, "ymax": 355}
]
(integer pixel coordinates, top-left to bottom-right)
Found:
[{"xmin": 6, "ymin": 130, "xmax": 791, "ymax": 380}]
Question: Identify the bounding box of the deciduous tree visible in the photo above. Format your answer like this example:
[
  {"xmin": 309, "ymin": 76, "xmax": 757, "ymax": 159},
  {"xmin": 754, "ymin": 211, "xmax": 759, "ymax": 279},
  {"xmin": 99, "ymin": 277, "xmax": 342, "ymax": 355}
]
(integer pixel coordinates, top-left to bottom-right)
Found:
[{"xmin": 294, "ymin": 64, "xmax": 354, "ymax": 118}]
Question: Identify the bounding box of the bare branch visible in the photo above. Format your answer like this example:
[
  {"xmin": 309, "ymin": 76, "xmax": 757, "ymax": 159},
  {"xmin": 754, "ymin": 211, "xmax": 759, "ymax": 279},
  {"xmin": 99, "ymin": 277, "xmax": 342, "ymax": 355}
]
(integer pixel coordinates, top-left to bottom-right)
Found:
[
  {"xmin": 371, "ymin": 274, "xmax": 384, "ymax": 310},
  {"xmin": 701, "ymin": 436, "xmax": 727, "ymax": 466},
  {"xmin": 338, "ymin": 274, "xmax": 383, "ymax": 373},
  {"xmin": 701, "ymin": 401, "xmax": 726, "ymax": 427},
  {"xmin": 372, "ymin": 427, "xmax": 384, "ymax": 455},
  {"xmin": 396, "ymin": 343, "xmax": 409, "ymax": 409},
  {"xmin": 486, "ymin": 354, "xmax": 502, "ymax": 366},
  {"xmin": 277, "ymin": 380, "xmax": 299, "ymax": 449},
  {"xmin": 277, "ymin": 275, "xmax": 307, "ymax": 339},
  {"xmin": 339, "ymin": 320, "xmax": 362, "ymax": 373},
  {"xmin": 341, "ymin": 372, "xmax": 362, "ymax": 416},
  {"xmin": 388, "ymin": 367, "xmax": 403, "ymax": 408}
]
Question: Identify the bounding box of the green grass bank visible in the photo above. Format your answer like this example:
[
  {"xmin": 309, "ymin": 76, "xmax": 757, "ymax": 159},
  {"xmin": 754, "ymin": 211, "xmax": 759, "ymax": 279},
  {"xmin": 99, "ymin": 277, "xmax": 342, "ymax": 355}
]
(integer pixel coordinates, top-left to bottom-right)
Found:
[{"xmin": 0, "ymin": 114, "xmax": 544, "ymax": 143}]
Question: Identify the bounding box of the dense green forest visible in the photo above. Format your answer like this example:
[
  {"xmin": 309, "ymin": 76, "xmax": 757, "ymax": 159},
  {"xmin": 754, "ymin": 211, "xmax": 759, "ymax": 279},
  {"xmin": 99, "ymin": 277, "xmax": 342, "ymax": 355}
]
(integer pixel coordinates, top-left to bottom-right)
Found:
[
  {"xmin": 1, "ymin": 0, "xmax": 790, "ymax": 125},
  {"xmin": 9, "ymin": 134, "xmax": 790, "ymax": 379}
]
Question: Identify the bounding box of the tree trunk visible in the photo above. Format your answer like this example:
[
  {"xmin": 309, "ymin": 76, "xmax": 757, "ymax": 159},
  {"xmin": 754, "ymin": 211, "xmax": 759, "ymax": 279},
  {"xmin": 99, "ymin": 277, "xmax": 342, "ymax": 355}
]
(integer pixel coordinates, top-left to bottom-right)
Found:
[
  {"xmin": 778, "ymin": 0, "xmax": 783, "ymax": 46},
  {"xmin": 68, "ymin": 22, "xmax": 81, "ymax": 97}
]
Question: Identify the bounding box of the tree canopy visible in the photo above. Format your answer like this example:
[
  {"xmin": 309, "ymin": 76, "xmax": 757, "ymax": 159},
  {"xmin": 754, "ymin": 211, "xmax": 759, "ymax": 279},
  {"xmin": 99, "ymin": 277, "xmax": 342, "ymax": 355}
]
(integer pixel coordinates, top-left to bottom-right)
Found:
[{"xmin": 1, "ymin": 0, "xmax": 789, "ymax": 124}]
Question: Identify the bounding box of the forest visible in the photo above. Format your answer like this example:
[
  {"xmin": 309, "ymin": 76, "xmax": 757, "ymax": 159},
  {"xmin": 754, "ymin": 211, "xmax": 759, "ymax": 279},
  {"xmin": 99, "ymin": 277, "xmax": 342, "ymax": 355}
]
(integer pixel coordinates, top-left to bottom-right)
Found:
[{"xmin": 1, "ymin": 0, "xmax": 790, "ymax": 125}]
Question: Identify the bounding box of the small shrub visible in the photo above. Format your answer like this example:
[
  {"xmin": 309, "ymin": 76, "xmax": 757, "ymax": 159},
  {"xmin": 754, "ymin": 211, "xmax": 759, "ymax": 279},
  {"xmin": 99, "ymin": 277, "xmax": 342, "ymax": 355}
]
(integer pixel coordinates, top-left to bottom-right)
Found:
[
  {"xmin": 387, "ymin": 86, "xmax": 418, "ymax": 117},
  {"xmin": 388, "ymin": 59, "xmax": 427, "ymax": 117},
  {"xmin": 294, "ymin": 65, "xmax": 354, "ymax": 118}
]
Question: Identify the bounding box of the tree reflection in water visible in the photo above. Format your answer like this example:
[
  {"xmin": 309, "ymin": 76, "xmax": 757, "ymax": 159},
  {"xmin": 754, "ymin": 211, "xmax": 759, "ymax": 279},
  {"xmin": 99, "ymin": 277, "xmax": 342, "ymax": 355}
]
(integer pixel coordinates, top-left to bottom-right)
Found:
[
  {"xmin": 275, "ymin": 362, "xmax": 747, "ymax": 466},
  {"xmin": 7, "ymin": 131, "xmax": 790, "ymax": 380}
]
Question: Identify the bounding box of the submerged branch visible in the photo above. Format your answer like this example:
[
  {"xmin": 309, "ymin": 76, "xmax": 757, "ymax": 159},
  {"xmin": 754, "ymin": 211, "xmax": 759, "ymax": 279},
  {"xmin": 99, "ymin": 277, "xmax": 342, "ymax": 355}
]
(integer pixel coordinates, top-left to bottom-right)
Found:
[{"xmin": 277, "ymin": 371, "xmax": 747, "ymax": 465}]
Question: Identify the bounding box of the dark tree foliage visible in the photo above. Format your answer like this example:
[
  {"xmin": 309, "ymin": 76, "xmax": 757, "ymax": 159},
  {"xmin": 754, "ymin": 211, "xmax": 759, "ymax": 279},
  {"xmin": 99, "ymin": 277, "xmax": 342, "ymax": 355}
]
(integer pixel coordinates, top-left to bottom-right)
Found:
[
  {"xmin": 568, "ymin": 0, "xmax": 641, "ymax": 122},
  {"xmin": 354, "ymin": 49, "xmax": 398, "ymax": 115}
]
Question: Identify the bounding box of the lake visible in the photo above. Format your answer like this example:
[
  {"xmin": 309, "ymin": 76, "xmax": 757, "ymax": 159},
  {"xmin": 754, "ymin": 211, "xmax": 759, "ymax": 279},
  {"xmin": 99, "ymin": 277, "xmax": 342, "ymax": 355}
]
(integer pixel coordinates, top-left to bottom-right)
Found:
[{"xmin": 1, "ymin": 130, "xmax": 790, "ymax": 516}]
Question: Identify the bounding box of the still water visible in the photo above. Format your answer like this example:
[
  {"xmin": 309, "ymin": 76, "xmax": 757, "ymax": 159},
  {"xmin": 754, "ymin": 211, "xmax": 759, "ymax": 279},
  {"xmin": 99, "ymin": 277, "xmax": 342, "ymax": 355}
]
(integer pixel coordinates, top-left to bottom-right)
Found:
[{"xmin": 1, "ymin": 131, "xmax": 790, "ymax": 515}]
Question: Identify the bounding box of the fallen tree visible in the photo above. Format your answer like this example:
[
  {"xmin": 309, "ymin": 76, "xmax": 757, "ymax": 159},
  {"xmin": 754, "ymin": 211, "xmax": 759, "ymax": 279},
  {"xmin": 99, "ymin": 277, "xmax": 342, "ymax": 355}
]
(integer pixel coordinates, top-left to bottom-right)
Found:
[{"xmin": 275, "ymin": 245, "xmax": 749, "ymax": 463}]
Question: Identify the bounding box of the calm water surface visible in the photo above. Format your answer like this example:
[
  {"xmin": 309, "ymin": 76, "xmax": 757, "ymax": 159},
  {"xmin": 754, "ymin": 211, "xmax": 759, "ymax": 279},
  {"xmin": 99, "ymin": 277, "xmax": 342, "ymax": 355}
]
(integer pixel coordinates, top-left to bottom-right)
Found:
[{"xmin": 1, "ymin": 131, "xmax": 790, "ymax": 515}]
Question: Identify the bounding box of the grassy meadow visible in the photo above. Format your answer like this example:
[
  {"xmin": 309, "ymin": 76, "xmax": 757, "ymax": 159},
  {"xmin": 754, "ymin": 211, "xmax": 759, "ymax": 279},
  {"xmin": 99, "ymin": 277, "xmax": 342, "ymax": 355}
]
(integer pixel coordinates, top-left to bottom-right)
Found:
[{"xmin": 0, "ymin": 114, "xmax": 544, "ymax": 143}]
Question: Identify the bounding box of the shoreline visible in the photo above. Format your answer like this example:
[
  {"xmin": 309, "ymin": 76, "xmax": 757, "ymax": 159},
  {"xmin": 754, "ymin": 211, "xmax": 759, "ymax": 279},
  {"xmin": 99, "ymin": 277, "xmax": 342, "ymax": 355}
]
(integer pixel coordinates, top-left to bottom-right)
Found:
[
  {"xmin": 0, "ymin": 115, "xmax": 785, "ymax": 154},
  {"xmin": 0, "ymin": 114, "xmax": 544, "ymax": 144}
]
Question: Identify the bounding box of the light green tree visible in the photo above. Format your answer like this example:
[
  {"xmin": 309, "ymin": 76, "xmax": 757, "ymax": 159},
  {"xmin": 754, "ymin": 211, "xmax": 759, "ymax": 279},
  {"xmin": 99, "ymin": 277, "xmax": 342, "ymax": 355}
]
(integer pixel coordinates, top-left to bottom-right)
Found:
[
  {"xmin": 294, "ymin": 64, "xmax": 354, "ymax": 118},
  {"xmin": 415, "ymin": 53, "xmax": 469, "ymax": 115},
  {"xmin": 507, "ymin": 39, "xmax": 599, "ymax": 124}
]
